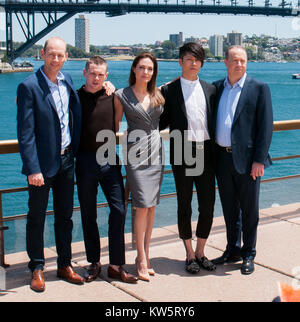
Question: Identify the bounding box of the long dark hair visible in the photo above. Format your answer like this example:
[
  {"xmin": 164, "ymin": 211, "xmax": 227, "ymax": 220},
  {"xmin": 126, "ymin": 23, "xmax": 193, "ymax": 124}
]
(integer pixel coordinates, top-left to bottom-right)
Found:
[{"xmin": 129, "ymin": 52, "xmax": 165, "ymax": 108}]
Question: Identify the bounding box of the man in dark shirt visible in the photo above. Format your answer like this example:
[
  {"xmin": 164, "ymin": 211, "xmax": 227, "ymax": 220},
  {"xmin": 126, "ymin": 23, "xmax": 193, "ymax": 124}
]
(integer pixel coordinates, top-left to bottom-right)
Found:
[{"xmin": 76, "ymin": 56, "xmax": 137, "ymax": 283}]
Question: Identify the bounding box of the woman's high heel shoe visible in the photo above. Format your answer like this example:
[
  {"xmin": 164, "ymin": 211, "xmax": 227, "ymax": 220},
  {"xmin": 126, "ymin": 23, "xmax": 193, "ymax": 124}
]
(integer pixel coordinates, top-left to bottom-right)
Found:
[
  {"xmin": 135, "ymin": 258, "xmax": 150, "ymax": 282},
  {"xmin": 148, "ymin": 268, "xmax": 155, "ymax": 276},
  {"xmin": 146, "ymin": 258, "xmax": 155, "ymax": 276}
]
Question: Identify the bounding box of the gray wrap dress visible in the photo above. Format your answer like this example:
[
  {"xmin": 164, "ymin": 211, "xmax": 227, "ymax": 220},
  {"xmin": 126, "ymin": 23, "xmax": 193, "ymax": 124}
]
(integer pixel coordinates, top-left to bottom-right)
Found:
[{"xmin": 116, "ymin": 87, "xmax": 164, "ymax": 208}]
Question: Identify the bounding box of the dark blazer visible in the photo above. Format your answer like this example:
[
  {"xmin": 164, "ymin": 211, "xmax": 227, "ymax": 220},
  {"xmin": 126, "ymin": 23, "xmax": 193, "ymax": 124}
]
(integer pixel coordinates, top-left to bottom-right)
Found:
[
  {"xmin": 17, "ymin": 68, "xmax": 81, "ymax": 177},
  {"xmin": 160, "ymin": 78, "xmax": 216, "ymax": 166},
  {"xmin": 213, "ymin": 75, "xmax": 273, "ymax": 174}
]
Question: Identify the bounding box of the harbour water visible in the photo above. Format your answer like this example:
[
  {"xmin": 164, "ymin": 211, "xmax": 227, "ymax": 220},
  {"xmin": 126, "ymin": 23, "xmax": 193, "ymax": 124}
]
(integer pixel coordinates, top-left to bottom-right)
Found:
[{"xmin": 0, "ymin": 59, "xmax": 300, "ymax": 254}]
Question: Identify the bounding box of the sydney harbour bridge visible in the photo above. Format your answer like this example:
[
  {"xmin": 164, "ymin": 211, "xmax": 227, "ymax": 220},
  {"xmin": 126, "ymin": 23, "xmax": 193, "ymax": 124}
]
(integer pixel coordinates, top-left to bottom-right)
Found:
[{"xmin": 0, "ymin": 0, "xmax": 300, "ymax": 62}]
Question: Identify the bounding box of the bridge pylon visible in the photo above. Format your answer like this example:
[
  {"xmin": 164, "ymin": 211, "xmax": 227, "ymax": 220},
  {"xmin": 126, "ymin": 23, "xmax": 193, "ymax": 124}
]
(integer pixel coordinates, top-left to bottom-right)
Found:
[{"xmin": 3, "ymin": 3, "xmax": 76, "ymax": 63}]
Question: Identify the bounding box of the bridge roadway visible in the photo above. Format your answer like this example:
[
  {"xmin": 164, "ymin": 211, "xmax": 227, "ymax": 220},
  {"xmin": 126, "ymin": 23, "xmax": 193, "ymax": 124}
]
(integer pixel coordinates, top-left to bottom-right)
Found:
[
  {"xmin": 1, "ymin": 0, "xmax": 299, "ymax": 62},
  {"xmin": 0, "ymin": 0, "xmax": 298, "ymax": 17},
  {"xmin": 1, "ymin": 202, "xmax": 300, "ymax": 302}
]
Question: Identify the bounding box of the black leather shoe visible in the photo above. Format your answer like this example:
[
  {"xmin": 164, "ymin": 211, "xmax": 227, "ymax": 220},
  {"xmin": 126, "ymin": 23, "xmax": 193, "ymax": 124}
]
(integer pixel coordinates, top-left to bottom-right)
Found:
[
  {"xmin": 85, "ymin": 263, "xmax": 101, "ymax": 282},
  {"xmin": 185, "ymin": 259, "xmax": 200, "ymax": 274},
  {"xmin": 212, "ymin": 252, "xmax": 242, "ymax": 265},
  {"xmin": 196, "ymin": 256, "xmax": 216, "ymax": 271},
  {"xmin": 241, "ymin": 259, "xmax": 255, "ymax": 275}
]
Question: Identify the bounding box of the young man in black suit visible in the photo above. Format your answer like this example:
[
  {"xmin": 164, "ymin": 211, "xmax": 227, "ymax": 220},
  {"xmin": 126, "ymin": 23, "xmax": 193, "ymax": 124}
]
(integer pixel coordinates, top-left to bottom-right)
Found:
[{"xmin": 160, "ymin": 42, "xmax": 216, "ymax": 274}]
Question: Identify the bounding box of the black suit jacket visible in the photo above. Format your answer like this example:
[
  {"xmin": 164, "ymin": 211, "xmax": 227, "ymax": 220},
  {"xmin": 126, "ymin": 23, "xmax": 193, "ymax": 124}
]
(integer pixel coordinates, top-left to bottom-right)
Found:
[
  {"xmin": 213, "ymin": 75, "xmax": 273, "ymax": 174},
  {"xmin": 160, "ymin": 78, "xmax": 216, "ymax": 166}
]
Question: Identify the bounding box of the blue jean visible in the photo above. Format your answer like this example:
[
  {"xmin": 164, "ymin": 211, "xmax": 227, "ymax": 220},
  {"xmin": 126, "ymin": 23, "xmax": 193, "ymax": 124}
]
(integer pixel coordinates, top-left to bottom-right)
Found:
[
  {"xmin": 75, "ymin": 152, "xmax": 126, "ymax": 266},
  {"xmin": 27, "ymin": 150, "xmax": 74, "ymax": 272}
]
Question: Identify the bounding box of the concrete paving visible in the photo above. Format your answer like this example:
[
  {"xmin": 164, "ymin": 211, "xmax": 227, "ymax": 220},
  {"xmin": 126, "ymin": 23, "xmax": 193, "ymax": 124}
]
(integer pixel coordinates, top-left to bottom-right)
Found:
[{"xmin": 0, "ymin": 202, "xmax": 300, "ymax": 302}]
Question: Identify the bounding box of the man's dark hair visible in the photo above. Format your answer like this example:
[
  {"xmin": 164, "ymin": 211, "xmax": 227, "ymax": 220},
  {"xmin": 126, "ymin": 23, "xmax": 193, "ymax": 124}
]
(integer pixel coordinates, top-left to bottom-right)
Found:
[
  {"xmin": 179, "ymin": 42, "xmax": 205, "ymax": 67},
  {"xmin": 85, "ymin": 55, "xmax": 108, "ymax": 72}
]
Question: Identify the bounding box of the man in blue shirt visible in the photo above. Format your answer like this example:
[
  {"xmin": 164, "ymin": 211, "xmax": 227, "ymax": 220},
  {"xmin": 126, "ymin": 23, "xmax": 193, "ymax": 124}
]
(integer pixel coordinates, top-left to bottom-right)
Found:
[
  {"xmin": 212, "ymin": 46, "xmax": 273, "ymax": 275},
  {"xmin": 17, "ymin": 37, "xmax": 84, "ymax": 292}
]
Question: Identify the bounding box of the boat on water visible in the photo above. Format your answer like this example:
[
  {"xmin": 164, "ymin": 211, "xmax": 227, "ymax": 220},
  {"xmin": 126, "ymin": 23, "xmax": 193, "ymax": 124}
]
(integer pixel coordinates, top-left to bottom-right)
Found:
[
  {"xmin": 13, "ymin": 61, "xmax": 34, "ymax": 68},
  {"xmin": 292, "ymin": 73, "xmax": 300, "ymax": 79}
]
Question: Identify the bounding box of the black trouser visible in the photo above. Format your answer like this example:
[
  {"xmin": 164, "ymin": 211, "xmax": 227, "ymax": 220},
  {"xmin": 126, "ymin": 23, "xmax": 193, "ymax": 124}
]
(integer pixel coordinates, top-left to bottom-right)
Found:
[
  {"xmin": 216, "ymin": 145, "xmax": 260, "ymax": 260},
  {"xmin": 172, "ymin": 140, "xmax": 215, "ymax": 240},
  {"xmin": 75, "ymin": 152, "xmax": 126, "ymax": 266},
  {"xmin": 27, "ymin": 150, "xmax": 74, "ymax": 272}
]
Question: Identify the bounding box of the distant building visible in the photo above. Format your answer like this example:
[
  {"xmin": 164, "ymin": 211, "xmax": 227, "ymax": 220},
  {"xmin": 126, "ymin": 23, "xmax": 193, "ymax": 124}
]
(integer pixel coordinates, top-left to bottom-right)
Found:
[
  {"xmin": 227, "ymin": 30, "xmax": 243, "ymax": 46},
  {"xmin": 109, "ymin": 47, "xmax": 132, "ymax": 55},
  {"xmin": 75, "ymin": 15, "xmax": 90, "ymax": 53},
  {"xmin": 209, "ymin": 35, "xmax": 224, "ymax": 57},
  {"xmin": 169, "ymin": 32, "xmax": 183, "ymax": 48},
  {"xmin": 184, "ymin": 36, "xmax": 200, "ymax": 44}
]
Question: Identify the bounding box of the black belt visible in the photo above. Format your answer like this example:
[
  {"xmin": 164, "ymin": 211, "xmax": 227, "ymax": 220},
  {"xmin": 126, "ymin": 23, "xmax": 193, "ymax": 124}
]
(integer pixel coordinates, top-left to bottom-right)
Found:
[{"xmin": 217, "ymin": 144, "xmax": 232, "ymax": 153}]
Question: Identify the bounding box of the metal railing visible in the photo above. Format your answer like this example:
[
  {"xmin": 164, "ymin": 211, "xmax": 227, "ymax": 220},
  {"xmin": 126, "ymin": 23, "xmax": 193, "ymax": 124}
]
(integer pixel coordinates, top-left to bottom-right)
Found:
[{"xmin": 1, "ymin": 119, "xmax": 300, "ymax": 267}]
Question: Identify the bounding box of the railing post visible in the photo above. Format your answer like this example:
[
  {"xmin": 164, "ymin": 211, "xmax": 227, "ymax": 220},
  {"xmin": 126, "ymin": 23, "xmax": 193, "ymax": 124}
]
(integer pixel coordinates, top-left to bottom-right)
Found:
[{"xmin": 0, "ymin": 192, "xmax": 9, "ymax": 268}]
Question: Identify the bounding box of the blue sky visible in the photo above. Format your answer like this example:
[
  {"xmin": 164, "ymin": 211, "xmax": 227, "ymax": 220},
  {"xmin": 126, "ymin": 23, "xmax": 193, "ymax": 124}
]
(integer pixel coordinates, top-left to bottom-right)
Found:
[{"xmin": 0, "ymin": 3, "xmax": 299, "ymax": 46}]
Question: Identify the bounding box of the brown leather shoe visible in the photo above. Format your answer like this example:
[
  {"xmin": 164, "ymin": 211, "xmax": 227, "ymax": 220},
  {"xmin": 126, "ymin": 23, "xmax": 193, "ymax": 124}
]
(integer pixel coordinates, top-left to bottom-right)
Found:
[
  {"xmin": 30, "ymin": 270, "xmax": 45, "ymax": 293},
  {"xmin": 85, "ymin": 263, "xmax": 101, "ymax": 282},
  {"xmin": 57, "ymin": 266, "xmax": 84, "ymax": 285},
  {"xmin": 107, "ymin": 265, "xmax": 138, "ymax": 284}
]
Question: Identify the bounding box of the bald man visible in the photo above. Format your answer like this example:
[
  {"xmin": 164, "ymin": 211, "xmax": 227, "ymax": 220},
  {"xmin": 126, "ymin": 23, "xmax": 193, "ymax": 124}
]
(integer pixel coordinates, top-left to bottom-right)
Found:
[{"xmin": 17, "ymin": 37, "xmax": 84, "ymax": 292}]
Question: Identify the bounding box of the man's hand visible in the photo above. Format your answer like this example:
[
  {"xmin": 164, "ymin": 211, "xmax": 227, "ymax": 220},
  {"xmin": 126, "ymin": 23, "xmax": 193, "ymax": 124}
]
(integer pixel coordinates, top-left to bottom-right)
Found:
[
  {"xmin": 28, "ymin": 172, "xmax": 45, "ymax": 186},
  {"xmin": 250, "ymin": 162, "xmax": 264, "ymax": 180},
  {"xmin": 103, "ymin": 81, "xmax": 116, "ymax": 96}
]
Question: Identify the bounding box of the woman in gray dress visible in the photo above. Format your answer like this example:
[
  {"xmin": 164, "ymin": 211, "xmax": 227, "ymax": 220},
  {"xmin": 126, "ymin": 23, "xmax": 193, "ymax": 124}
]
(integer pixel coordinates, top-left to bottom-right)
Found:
[{"xmin": 114, "ymin": 53, "xmax": 165, "ymax": 282}]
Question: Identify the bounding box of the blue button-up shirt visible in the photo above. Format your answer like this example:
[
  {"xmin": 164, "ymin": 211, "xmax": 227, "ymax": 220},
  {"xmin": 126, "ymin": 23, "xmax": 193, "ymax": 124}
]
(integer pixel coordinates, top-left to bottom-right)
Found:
[
  {"xmin": 40, "ymin": 67, "xmax": 71, "ymax": 150},
  {"xmin": 216, "ymin": 73, "xmax": 247, "ymax": 147}
]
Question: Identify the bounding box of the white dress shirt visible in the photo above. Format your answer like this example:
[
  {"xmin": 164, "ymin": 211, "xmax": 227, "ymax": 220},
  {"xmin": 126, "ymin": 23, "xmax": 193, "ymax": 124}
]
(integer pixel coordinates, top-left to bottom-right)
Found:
[
  {"xmin": 216, "ymin": 73, "xmax": 247, "ymax": 147},
  {"xmin": 180, "ymin": 76, "xmax": 210, "ymax": 142}
]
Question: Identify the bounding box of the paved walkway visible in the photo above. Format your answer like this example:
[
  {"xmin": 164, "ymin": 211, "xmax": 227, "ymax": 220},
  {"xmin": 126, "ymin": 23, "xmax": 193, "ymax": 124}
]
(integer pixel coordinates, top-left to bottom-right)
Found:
[{"xmin": 1, "ymin": 202, "xmax": 300, "ymax": 302}]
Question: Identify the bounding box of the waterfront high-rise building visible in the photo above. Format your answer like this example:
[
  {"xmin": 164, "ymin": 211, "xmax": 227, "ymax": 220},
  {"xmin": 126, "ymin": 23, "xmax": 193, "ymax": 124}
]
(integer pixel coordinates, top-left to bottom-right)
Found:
[
  {"xmin": 184, "ymin": 36, "xmax": 200, "ymax": 44},
  {"xmin": 75, "ymin": 15, "xmax": 90, "ymax": 53},
  {"xmin": 209, "ymin": 35, "xmax": 224, "ymax": 57},
  {"xmin": 169, "ymin": 32, "xmax": 183, "ymax": 48},
  {"xmin": 227, "ymin": 30, "xmax": 243, "ymax": 46}
]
